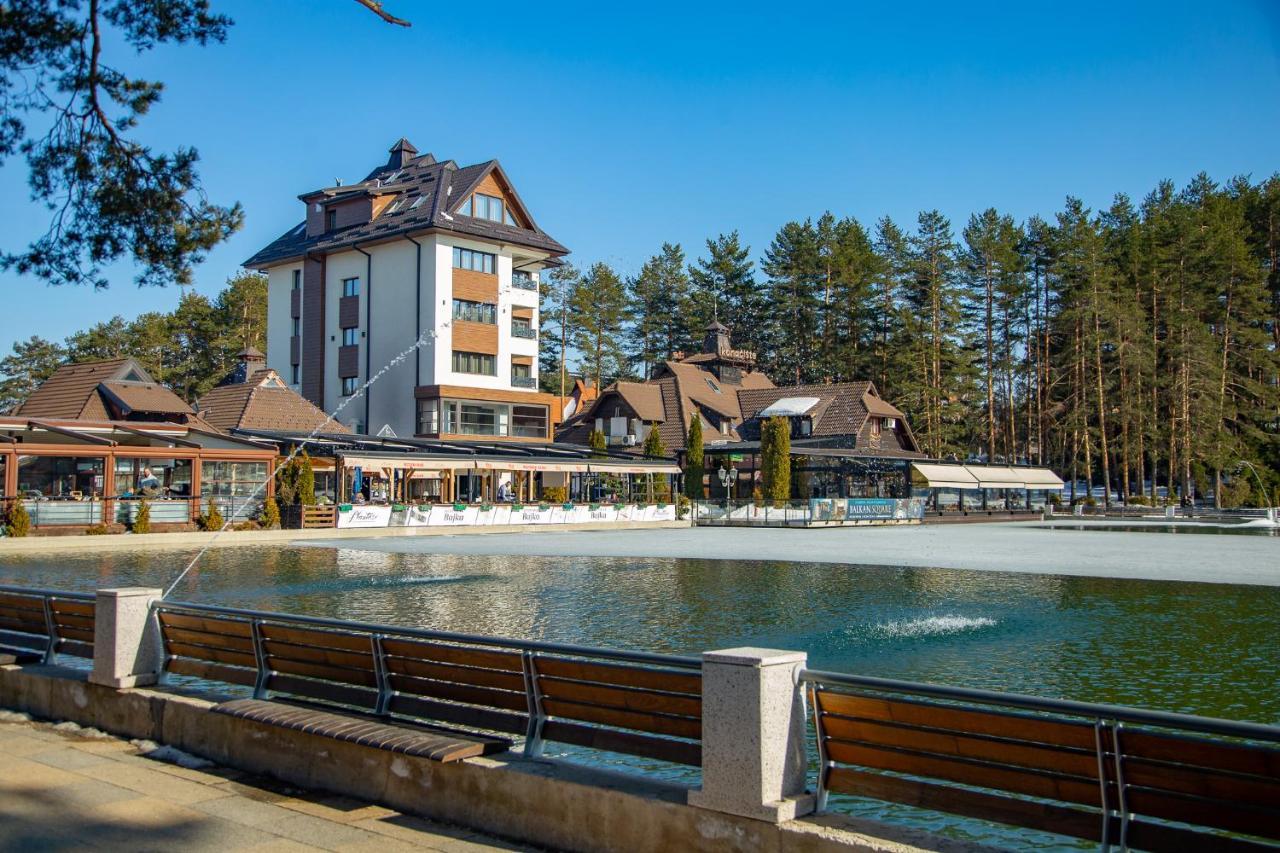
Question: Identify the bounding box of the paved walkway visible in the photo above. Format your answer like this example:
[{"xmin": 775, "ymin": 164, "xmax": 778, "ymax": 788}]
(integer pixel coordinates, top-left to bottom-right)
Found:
[
  {"xmin": 0, "ymin": 714, "xmax": 537, "ymax": 852},
  {"xmin": 300, "ymin": 521, "xmax": 1280, "ymax": 586}
]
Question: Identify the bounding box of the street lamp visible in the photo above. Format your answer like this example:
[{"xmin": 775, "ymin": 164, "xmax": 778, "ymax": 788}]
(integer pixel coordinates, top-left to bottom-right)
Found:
[{"xmin": 718, "ymin": 465, "xmax": 738, "ymax": 500}]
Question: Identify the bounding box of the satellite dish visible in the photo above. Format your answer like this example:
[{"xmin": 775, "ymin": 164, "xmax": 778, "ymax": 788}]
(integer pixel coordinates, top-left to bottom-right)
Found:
[{"xmin": 376, "ymin": 424, "xmax": 397, "ymax": 438}]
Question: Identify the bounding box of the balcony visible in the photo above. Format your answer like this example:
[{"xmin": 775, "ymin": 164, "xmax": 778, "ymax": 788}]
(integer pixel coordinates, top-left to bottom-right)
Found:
[
  {"xmin": 511, "ymin": 376, "xmax": 538, "ymax": 389},
  {"xmin": 511, "ymin": 276, "xmax": 538, "ymax": 292},
  {"xmin": 511, "ymin": 323, "xmax": 536, "ymax": 340}
]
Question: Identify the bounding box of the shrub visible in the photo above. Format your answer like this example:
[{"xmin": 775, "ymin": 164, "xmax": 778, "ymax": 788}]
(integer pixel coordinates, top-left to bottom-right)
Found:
[
  {"xmin": 84, "ymin": 524, "xmax": 110, "ymax": 535},
  {"xmin": 132, "ymin": 500, "xmax": 151, "ymax": 534},
  {"xmin": 1082, "ymin": 496, "xmax": 1097, "ymax": 507},
  {"xmin": 677, "ymin": 494, "xmax": 691, "ymax": 520},
  {"xmin": 4, "ymin": 500, "xmax": 31, "ymax": 537},
  {"xmin": 760, "ymin": 416, "xmax": 790, "ymax": 503},
  {"xmin": 260, "ymin": 496, "xmax": 281, "ymax": 529},
  {"xmin": 587, "ymin": 429, "xmax": 606, "ymax": 458},
  {"xmin": 233, "ymin": 520, "xmax": 260, "ymax": 532},
  {"xmin": 752, "ymin": 486, "xmax": 764, "ymax": 507},
  {"xmin": 199, "ymin": 498, "xmax": 224, "ymax": 531},
  {"xmin": 541, "ymin": 485, "xmax": 567, "ymax": 503},
  {"xmin": 297, "ymin": 451, "xmax": 316, "ymax": 506},
  {"xmin": 684, "ymin": 416, "xmax": 704, "ymax": 500},
  {"xmin": 1125, "ymin": 494, "xmax": 1149, "ymax": 506}
]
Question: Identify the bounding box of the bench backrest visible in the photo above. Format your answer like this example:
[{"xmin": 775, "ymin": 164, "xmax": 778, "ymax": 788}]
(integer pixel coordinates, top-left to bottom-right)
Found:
[
  {"xmin": 0, "ymin": 589, "xmax": 95, "ymax": 661},
  {"xmin": 155, "ymin": 604, "xmax": 701, "ymax": 765},
  {"xmin": 810, "ymin": 685, "xmax": 1280, "ymax": 851}
]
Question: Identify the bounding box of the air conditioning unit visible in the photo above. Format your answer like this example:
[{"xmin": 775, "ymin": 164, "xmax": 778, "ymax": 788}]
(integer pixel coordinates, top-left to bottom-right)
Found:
[{"xmin": 621, "ymin": 435, "xmax": 638, "ymax": 446}]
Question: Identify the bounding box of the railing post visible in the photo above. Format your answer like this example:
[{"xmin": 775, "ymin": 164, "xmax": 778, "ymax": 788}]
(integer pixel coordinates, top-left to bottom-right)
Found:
[
  {"xmin": 89, "ymin": 587, "xmax": 162, "ymax": 689},
  {"xmin": 688, "ymin": 647, "xmax": 813, "ymax": 823},
  {"xmin": 521, "ymin": 650, "xmax": 545, "ymax": 757}
]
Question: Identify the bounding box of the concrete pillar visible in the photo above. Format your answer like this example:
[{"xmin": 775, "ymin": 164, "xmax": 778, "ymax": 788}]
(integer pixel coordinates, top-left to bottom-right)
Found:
[
  {"xmin": 687, "ymin": 647, "xmax": 813, "ymax": 822},
  {"xmin": 90, "ymin": 587, "xmax": 162, "ymax": 689}
]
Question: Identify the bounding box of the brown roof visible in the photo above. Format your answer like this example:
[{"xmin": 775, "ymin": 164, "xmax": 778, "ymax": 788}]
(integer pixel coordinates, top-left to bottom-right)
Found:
[
  {"xmin": 16, "ymin": 358, "xmax": 138, "ymax": 419},
  {"xmin": 98, "ymin": 381, "xmax": 193, "ymax": 416},
  {"xmin": 862, "ymin": 393, "xmax": 905, "ymax": 419},
  {"xmin": 737, "ymin": 382, "xmax": 873, "ymax": 438},
  {"xmin": 197, "ymin": 369, "xmax": 350, "ymax": 434},
  {"xmin": 612, "ymin": 382, "xmax": 665, "ymax": 422}
]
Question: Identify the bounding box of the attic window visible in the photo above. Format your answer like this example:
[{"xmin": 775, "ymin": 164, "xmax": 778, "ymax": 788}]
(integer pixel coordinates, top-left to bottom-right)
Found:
[
  {"xmin": 410, "ymin": 195, "xmax": 426, "ymax": 209},
  {"xmin": 384, "ymin": 170, "xmax": 401, "ymax": 184},
  {"xmin": 383, "ymin": 198, "xmax": 404, "ymax": 215},
  {"xmin": 705, "ymin": 377, "xmax": 721, "ymax": 393},
  {"xmin": 123, "ymin": 370, "xmax": 144, "ymax": 382}
]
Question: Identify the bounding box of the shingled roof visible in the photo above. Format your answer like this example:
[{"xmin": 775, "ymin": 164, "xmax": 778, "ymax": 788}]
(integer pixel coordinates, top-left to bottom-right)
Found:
[
  {"xmin": 16, "ymin": 359, "xmax": 193, "ymax": 421},
  {"xmin": 196, "ymin": 369, "xmax": 350, "ymax": 434},
  {"xmin": 244, "ymin": 140, "xmax": 569, "ymax": 268}
]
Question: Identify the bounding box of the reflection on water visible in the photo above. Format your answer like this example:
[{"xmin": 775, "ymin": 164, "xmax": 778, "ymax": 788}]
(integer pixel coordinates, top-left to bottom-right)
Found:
[
  {"xmin": 2, "ymin": 545, "xmax": 1276, "ymax": 724},
  {"xmin": 1033, "ymin": 521, "xmax": 1280, "ymax": 536}
]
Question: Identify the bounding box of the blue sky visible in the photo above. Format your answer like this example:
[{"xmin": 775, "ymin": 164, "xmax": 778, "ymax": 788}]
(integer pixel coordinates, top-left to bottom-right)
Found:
[{"xmin": 1, "ymin": 0, "xmax": 1277, "ymax": 355}]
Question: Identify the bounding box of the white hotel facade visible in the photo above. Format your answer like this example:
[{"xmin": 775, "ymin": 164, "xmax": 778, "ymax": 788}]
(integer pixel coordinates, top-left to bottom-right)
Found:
[{"xmin": 245, "ymin": 138, "xmax": 569, "ymax": 443}]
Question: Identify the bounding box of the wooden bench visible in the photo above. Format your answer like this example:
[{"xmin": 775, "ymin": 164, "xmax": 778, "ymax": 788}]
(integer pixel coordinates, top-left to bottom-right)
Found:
[
  {"xmin": 155, "ymin": 604, "xmax": 703, "ymax": 768},
  {"xmin": 0, "ymin": 588, "xmax": 95, "ymax": 664},
  {"xmin": 810, "ymin": 682, "xmax": 1280, "ymax": 852}
]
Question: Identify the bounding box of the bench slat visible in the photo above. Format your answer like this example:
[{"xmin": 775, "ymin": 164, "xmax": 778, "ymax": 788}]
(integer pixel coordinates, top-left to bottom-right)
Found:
[
  {"xmin": 166, "ymin": 641, "xmax": 257, "ymax": 669},
  {"xmin": 384, "ymin": 656, "xmax": 526, "ymax": 693},
  {"xmin": 388, "ymin": 674, "xmax": 527, "ymax": 711},
  {"xmin": 824, "ymin": 739, "xmax": 1103, "ymax": 807},
  {"xmin": 537, "ymin": 675, "xmax": 702, "ymax": 719},
  {"xmin": 258, "ymin": 623, "xmax": 373, "ymax": 654},
  {"xmin": 381, "ymin": 638, "xmax": 522, "ymax": 673},
  {"xmin": 816, "ymin": 691, "xmax": 1098, "ymax": 751},
  {"xmin": 263, "ymin": 640, "xmax": 374, "ymax": 672},
  {"xmin": 1122, "ymin": 729, "xmax": 1280, "ymax": 780},
  {"xmin": 49, "ymin": 600, "xmax": 94, "ymax": 617},
  {"xmin": 541, "ymin": 698, "xmax": 701, "ymax": 740},
  {"xmin": 534, "ymin": 655, "xmax": 701, "ymax": 696},
  {"xmin": 541, "ymin": 720, "xmax": 701, "ymax": 766},
  {"xmin": 389, "ymin": 693, "xmax": 528, "ymax": 736},
  {"xmin": 266, "ymin": 673, "xmax": 377, "ymax": 709},
  {"xmin": 267, "ymin": 656, "xmax": 378, "ymax": 688},
  {"xmin": 49, "ymin": 613, "xmax": 94, "ymax": 631},
  {"xmin": 51, "ymin": 626, "xmax": 94, "ymax": 643},
  {"xmin": 166, "ymin": 656, "xmax": 257, "ymax": 687},
  {"xmin": 0, "ymin": 594, "xmax": 44, "ymax": 614},
  {"xmin": 1125, "ymin": 786, "xmax": 1280, "ymax": 840},
  {"xmin": 162, "ymin": 625, "xmax": 255, "ymax": 654},
  {"xmin": 158, "ymin": 611, "xmax": 252, "ymax": 639},
  {"xmin": 1122, "ymin": 757, "xmax": 1279, "ymax": 809}
]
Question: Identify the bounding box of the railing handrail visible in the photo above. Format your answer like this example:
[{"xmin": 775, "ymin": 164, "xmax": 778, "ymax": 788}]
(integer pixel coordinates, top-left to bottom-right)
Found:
[
  {"xmin": 0, "ymin": 584, "xmax": 96, "ymax": 601},
  {"xmin": 801, "ymin": 668, "xmax": 1280, "ymax": 742},
  {"xmin": 154, "ymin": 599, "xmax": 702, "ymax": 670}
]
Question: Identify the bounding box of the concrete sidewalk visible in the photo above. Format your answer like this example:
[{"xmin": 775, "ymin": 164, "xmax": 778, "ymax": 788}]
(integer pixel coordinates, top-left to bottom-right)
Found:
[{"xmin": 0, "ymin": 714, "xmax": 537, "ymax": 852}]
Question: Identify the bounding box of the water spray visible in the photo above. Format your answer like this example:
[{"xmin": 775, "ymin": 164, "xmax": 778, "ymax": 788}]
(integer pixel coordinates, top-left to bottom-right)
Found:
[{"xmin": 162, "ymin": 322, "xmax": 450, "ymax": 598}]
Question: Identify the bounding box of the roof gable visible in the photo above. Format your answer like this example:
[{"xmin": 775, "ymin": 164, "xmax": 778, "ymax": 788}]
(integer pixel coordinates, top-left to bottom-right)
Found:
[{"xmin": 16, "ymin": 358, "xmax": 154, "ymax": 419}]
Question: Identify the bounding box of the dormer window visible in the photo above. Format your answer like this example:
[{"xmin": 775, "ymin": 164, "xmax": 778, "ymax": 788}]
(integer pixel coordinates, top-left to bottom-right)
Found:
[
  {"xmin": 462, "ymin": 192, "xmax": 518, "ymax": 226},
  {"xmin": 705, "ymin": 377, "xmax": 721, "ymax": 393},
  {"xmin": 326, "ymin": 209, "xmax": 337, "ymax": 230},
  {"xmin": 883, "ymin": 417, "xmax": 897, "ymax": 430}
]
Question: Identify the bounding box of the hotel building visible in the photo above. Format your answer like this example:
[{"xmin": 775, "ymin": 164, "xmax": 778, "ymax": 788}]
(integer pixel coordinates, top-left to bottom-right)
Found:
[{"xmin": 244, "ymin": 138, "xmax": 569, "ymax": 441}]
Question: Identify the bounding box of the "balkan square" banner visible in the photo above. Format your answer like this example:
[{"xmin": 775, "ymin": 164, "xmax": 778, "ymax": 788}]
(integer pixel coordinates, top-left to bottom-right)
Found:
[{"xmin": 338, "ymin": 503, "xmax": 677, "ymax": 529}]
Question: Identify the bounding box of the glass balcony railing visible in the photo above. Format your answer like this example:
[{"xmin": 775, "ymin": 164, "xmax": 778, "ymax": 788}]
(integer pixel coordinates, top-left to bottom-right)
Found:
[
  {"xmin": 511, "ymin": 376, "xmax": 538, "ymax": 389},
  {"xmin": 511, "ymin": 277, "xmax": 538, "ymax": 291},
  {"xmin": 511, "ymin": 324, "xmax": 537, "ymax": 339}
]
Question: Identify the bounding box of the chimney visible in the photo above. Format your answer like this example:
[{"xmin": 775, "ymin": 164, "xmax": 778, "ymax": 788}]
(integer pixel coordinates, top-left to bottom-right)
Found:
[
  {"xmin": 237, "ymin": 346, "xmax": 266, "ymax": 382},
  {"xmin": 387, "ymin": 137, "xmax": 418, "ymax": 169}
]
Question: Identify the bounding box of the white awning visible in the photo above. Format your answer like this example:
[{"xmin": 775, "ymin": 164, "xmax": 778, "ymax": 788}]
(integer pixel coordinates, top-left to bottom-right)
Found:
[
  {"xmin": 338, "ymin": 454, "xmax": 474, "ymax": 471},
  {"xmin": 965, "ymin": 465, "xmax": 1025, "ymax": 489},
  {"xmin": 474, "ymin": 460, "xmax": 591, "ymax": 473},
  {"xmin": 758, "ymin": 396, "xmax": 821, "ymax": 417},
  {"xmin": 1018, "ymin": 468, "xmax": 1065, "ymax": 488},
  {"xmin": 589, "ymin": 461, "xmax": 682, "ymax": 475},
  {"xmin": 911, "ymin": 463, "xmax": 980, "ymax": 489}
]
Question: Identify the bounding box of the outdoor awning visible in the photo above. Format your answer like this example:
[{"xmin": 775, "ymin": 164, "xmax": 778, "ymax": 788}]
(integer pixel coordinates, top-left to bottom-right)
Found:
[
  {"xmin": 474, "ymin": 460, "xmax": 591, "ymax": 473},
  {"xmin": 338, "ymin": 454, "xmax": 475, "ymax": 471},
  {"xmin": 965, "ymin": 465, "xmax": 1026, "ymax": 489},
  {"xmin": 911, "ymin": 463, "xmax": 980, "ymax": 489},
  {"xmin": 588, "ymin": 462, "xmax": 682, "ymax": 475},
  {"xmin": 1018, "ymin": 467, "xmax": 1065, "ymax": 489}
]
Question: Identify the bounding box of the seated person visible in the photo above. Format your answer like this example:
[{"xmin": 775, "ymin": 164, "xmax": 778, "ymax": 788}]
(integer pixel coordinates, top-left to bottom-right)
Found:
[{"xmin": 138, "ymin": 467, "xmax": 162, "ymax": 496}]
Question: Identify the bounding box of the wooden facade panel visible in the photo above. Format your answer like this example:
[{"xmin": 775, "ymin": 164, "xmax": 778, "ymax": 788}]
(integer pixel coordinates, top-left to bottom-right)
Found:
[
  {"xmin": 511, "ymin": 355, "xmax": 533, "ymax": 367},
  {"xmin": 338, "ymin": 295, "xmax": 360, "ymax": 329},
  {"xmin": 337, "ymin": 345, "xmax": 359, "ymax": 378},
  {"xmin": 290, "ymin": 287, "xmax": 301, "ymax": 318},
  {"xmin": 290, "ymin": 336, "xmax": 300, "ymax": 365},
  {"xmin": 472, "ymin": 173, "xmax": 529, "ymax": 228},
  {"xmin": 453, "ymin": 269, "xmax": 498, "ymax": 302},
  {"xmin": 301, "ymin": 256, "xmax": 326, "ymax": 406},
  {"xmin": 452, "ymin": 321, "xmax": 498, "ymax": 354},
  {"xmin": 511, "ymin": 306, "xmax": 534, "ymax": 320}
]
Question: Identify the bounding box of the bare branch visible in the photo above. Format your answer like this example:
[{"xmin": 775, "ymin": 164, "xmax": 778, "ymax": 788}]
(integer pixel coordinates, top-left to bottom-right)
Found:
[{"xmin": 352, "ymin": 0, "xmax": 411, "ymax": 26}]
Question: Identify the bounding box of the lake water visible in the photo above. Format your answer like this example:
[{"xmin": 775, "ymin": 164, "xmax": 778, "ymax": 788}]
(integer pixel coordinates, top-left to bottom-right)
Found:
[{"xmin": 3, "ymin": 545, "xmax": 1277, "ymax": 848}]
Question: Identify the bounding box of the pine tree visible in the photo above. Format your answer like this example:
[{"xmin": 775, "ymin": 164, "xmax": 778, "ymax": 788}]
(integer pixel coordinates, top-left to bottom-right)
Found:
[
  {"xmin": 688, "ymin": 232, "xmax": 761, "ymax": 355},
  {"xmin": 762, "ymin": 220, "xmax": 822, "ymax": 383},
  {"xmin": 571, "ymin": 262, "xmax": 629, "ymax": 387},
  {"xmin": 539, "ymin": 263, "xmax": 581, "ymax": 397},
  {"xmin": 628, "ymin": 244, "xmax": 690, "ymax": 377},
  {"xmin": 132, "ymin": 500, "xmax": 151, "ymax": 534},
  {"xmin": 684, "ymin": 415, "xmax": 704, "ymax": 500},
  {"xmin": 641, "ymin": 424, "xmax": 665, "ymax": 458},
  {"xmin": 261, "ymin": 496, "xmax": 281, "ymax": 529},
  {"xmin": 0, "ymin": 337, "xmax": 67, "ymax": 413},
  {"xmin": 298, "ymin": 452, "xmax": 316, "ymax": 506}
]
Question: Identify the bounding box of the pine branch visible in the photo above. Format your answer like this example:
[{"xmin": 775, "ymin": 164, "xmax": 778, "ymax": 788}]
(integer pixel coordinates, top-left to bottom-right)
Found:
[{"xmin": 353, "ymin": 0, "xmax": 411, "ymax": 26}]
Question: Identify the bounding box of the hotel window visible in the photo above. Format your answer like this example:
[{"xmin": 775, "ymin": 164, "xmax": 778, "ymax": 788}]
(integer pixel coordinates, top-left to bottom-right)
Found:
[
  {"xmin": 326, "ymin": 209, "xmax": 337, "ymax": 230},
  {"xmin": 464, "ymin": 192, "xmax": 517, "ymax": 226},
  {"xmin": 511, "ymin": 405, "xmax": 548, "ymax": 438},
  {"xmin": 452, "ymin": 247, "xmax": 495, "ymax": 274},
  {"xmin": 292, "ymin": 269, "xmax": 301, "ymax": 290},
  {"xmin": 291, "ymin": 365, "xmax": 300, "ymax": 384},
  {"xmin": 511, "ymin": 317, "xmax": 535, "ymax": 338},
  {"xmin": 415, "ymin": 399, "xmax": 439, "ymax": 435},
  {"xmin": 342, "ymin": 327, "xmax": 358, "ymax": 346},
  {"xmin": 451, "ymin": 299, "xmax": 496, "ymax": 324},
  {"xmin": 342, "ymin": 277, "xmax": 360, "ymax": 297},
  {"xmin": 511, "ymin": 270, "xmax": 536, "ymax": 290},
  {"xmin": 342, "ymin": 376, "xmax": 358, "ymax": 396},
  {"xmin": 442, "ymin": 401, "xmax": 507, "ymax": 436},
  {"xmin": 291, "ymin": 317, "xmax": 300, "ymax": 336},
  {"xmin": 452, "ymin": 350, "xmax": 496, "ymax": 376}
]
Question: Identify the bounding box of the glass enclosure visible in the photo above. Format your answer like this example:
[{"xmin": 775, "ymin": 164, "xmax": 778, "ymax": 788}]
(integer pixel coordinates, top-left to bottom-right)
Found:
[{"xmin": 17, "ymin": 455, "xmax": 105, "ymax": 499}]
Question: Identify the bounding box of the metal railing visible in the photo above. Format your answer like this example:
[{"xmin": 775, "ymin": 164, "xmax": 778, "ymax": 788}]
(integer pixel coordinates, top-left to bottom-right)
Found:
[
  {"xmin": 801, "ymin": 668, "xmax": 1280, "ymax": 843},
  {"xmin": 510, "ymin": 376, "xmax": 538, "ymax": 389},
  {"xmin": 0, "ymin": 494, "xmax": 262, "ymax": 527},
  {"xmin": 0, "ymin": 584, "xmax": 96, "ymax": 663},
  {"xmin": 511, "ymin": 277, "xmax": 538, "ymax": 291},
  {"xmin": 152, "ymin": 599, "xmax": 701, "ymax": 761},
  {"xmin": 693, "ymin": 498, "xmax": 927, "ymax": 527},
  {"xmin": 510, "ymin": 324, "xmax": 537, "ymax": 339}
]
